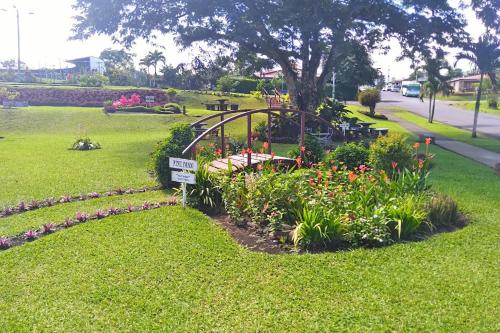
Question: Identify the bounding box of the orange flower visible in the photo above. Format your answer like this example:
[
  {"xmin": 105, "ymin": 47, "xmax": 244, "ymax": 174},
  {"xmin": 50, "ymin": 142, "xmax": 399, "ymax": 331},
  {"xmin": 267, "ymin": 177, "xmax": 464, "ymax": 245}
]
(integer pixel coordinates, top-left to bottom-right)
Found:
[
  {"xmin": 257, "ymin": 164, "xmax": 263, "ymax": 171},
  {"xmin": 425, "ymin": 137, "xmax": 432, "ymax": 145},
  {"xmin": 331, "ymin": 166, "xmax": 338, "ymax": 173},
  {"xmin": 247, "ymin": 148, "xmax": 253, "ymax": 154},
  {"xmin": 316, "ymin": 171, "xmax": 323, "ymax": 179},
  {"xmin": 391, "ymin": 161, "xmax": 398, "ymax": 170},
  {"xmin": 300, "ymin": 146, "xmax": 306, "ymax": 153},
  {"xmin": 214, "ymin": 148, "xmax": 222, "ymax": 157},
  {"xmin": 241, "ymin": 148, "xmax": 246, "ymax": 157},
  {"xmin": 295, "ymin": 157, "xmax": 303, "ymax": 168},
  {"xmin": 263, "ymin": 142, "xmax": 269, "ymax": 150},
  {"xmin": 348, "ymin": 171, "xmax": 358, "ymax": 183},
  {"xmin": 413, "ymin": 142, "xmax": 421, "ymax": 150},
  {"xmin": 308, "ymin": 178, "xmax": 316, "ymax": 187},
  {"xmin": 271, "ymin": 152, "xmax": 276, "ymax": 160}
]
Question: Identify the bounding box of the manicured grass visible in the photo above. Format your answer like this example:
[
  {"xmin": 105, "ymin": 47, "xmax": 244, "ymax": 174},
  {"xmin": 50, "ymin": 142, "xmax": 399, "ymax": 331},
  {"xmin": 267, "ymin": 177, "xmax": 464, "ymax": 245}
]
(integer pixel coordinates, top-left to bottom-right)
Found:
[
  {"xmin": 0, "ymin": 101, "xmax": 499, "ymax": 331},
  {"xmin": 452, "ymin": 101, "xmax": 500, "ymax": 116},
  {"xmin": 388, "ymin": 109, "xmax": 500, "ymax": 153}
]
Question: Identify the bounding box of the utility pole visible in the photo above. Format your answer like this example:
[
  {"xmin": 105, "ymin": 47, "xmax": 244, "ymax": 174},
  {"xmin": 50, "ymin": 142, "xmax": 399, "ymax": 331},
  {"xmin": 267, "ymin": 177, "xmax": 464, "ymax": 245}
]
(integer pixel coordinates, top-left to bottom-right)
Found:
[
  {"xmin": 332, "ymin": 70, "xmax": 336, "ymax": 101},
  {"xmin": 16, "ymin": 6, "xmax": 20, "ymax": 73}
]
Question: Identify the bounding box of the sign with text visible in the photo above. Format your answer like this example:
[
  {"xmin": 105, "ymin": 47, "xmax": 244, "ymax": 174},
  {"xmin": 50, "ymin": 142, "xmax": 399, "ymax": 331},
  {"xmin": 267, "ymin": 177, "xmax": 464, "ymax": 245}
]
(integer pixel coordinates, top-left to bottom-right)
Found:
[
  {"xmin": 169, "ymin": 158, "xmax": 198, "ymax": 172},
  {"xmin": 171, "ymin": 171, "xmax": 196, "ymax": 185}
]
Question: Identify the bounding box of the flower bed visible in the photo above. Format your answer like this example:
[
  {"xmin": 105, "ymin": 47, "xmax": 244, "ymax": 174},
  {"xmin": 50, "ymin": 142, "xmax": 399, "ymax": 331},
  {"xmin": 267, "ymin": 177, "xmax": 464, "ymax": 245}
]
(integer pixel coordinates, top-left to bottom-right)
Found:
[
  {"xmin": 7, "ymin": 87, "xmax": 171, "ymax": 107},
  {"xmin": 189, "ymin": 135, "xmax": 466, "ymax": 251}
]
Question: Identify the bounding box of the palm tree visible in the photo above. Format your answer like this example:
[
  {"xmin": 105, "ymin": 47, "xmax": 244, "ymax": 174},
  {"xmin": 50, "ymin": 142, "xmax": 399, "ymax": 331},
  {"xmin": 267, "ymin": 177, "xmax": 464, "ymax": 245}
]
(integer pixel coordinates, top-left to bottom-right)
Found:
[
  {"xmin": 147, "ymin": 50, "xmax": 166, "ymax": 87},
  {"xmin": 139, "ymin": 55, "xmax": 153, "ymax": 87},
  {"xmin": 419, "ymin": 51, "xmax": 451, "ymax": 123},
  {"xmin": 455, "ymin": 34, "xmax": 500, "ymax": 138}
]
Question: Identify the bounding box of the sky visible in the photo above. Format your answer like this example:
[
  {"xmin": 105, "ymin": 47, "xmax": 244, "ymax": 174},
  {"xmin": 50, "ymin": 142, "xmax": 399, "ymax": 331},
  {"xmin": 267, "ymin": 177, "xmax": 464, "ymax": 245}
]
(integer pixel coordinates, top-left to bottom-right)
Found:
[{"xmin": 0, "ymin": 0, "xmax": 486, "ymax": 80}]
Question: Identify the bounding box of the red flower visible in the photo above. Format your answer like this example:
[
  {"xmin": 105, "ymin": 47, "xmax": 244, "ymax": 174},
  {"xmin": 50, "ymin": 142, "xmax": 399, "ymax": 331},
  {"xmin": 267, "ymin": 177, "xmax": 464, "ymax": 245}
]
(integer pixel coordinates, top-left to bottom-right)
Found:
[
  {"xmin": 391, "ymin": 161, "xmax": 398, "ymax": 170},
  {"xmin": 247, "ymin": 148, "xmax": 253, "ymax": 154},
  {"xmin": 214, "ymin": 148, "xmax": 222, "ymax": 157},
  {"xmin": 295, "ymin": 157, "xmax": 303, "ymax": 168},
  {"xmin": 308, "ymin": 178, "xmax": 316, "ymax": 187},
  {"xmin": 425, "ymin": 137, "xmax": 432, "ymax": 145},
  {"xmin": 413, "ymin": 142, "xmax": 421, "ymax": 150},
  {"xmin": 257, "ymin": 164, "xmax": 263, "ymax": 171},
  {"xmin": 359, "ymin": 165, "xmax": 368, "ymax": 173},
  {"xmin": 263, "ymin": 142, "xmax": 269, "ymax": 150},
  {"xmin": 241, "ymin": 148, "xmax": 246, "ymax": 157},
  {"xmin": 300, "ymin": 146, "xmax": 306, "ymax": 153}
]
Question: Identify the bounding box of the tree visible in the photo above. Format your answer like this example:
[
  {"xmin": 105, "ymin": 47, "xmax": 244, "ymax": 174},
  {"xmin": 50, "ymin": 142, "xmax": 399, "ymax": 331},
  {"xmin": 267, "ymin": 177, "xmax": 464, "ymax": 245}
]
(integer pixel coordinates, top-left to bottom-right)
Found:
[
  {"xmin": 100, "ymin": 49, "xmax": 136, "ymax": 86},
  {"xmin": 468, "ymin": 0, "xmax": 499, "ymax": 34},
  {"xmin": 139, "ymin": 55, "xmax": 154, "ymax": 87},
  {"xmin": 72, "ymin": 0, "xmax": 466, "ymax": 113},
  {"xmin": 334, "ymin": 41, "xmax": 379, "ymax": 101},
  {"xmin": 419, "ymin": 50, "xmax": 452, "ymax": 123},
  {"xmin": 455, "ymin": 34, "xmax": 500, "ymax": 137},
  {"xmin": 147, "ymin": 50, "xmax": 166, "ymax": 87}
]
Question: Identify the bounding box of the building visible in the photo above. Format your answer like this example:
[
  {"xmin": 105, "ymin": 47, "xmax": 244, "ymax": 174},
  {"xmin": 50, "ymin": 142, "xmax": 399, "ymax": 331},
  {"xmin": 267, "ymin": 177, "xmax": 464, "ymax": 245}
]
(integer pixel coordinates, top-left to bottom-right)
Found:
[
  {"xmin": 448, "ymin": 74, "xmax": 482, "ymax": 94},
  {"xmin": 66, "ymin": 56, "xmax": 105, "ymax": 75}
]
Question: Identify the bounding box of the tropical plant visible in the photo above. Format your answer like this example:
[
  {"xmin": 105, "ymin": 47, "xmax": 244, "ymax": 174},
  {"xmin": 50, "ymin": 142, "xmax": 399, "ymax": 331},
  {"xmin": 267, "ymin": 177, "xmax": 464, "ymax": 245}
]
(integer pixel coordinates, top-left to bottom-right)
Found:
[
  {"xmin": 288, "ymin": 135, "xmax": 324, "ymax": 164},
  {"xmin": 419, "ymin": 50, "xmax": 452, "ymax": 123},
  {"xmin": 71, "ymin": 137, "xmax": 101, "ymax": 151},
  {"xmin": 387, "ymin": 195, "xmax": 428, "ymax": 239},
  {"xmin": 455, "ymin": 34, "xmax": 500, "ymax": 137},
  {"xmin": 188, "ymin": 161, "xmax": 223, "ymax": 213}
]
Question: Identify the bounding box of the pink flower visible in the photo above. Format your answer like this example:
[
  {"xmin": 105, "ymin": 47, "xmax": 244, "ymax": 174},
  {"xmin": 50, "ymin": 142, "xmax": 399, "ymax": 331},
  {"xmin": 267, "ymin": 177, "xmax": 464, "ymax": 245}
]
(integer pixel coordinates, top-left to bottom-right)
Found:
[{"xmin": 391, "ymin": 161, "xmax": 398, "ymax": 170}]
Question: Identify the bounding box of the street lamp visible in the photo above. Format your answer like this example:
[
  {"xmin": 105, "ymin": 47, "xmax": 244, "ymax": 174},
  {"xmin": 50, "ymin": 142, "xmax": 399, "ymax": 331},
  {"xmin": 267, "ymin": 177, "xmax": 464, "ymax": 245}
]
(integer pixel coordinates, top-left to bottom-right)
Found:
[{"xmin": 0, "ymin": 6, "xmax": 35, "ymax": 73}]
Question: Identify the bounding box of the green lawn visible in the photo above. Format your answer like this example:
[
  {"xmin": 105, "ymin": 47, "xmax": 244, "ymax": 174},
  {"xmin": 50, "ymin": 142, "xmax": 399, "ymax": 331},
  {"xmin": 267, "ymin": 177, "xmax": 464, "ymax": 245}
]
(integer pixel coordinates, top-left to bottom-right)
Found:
[
  {"xmin": 452, "ymin": 101, "xmax": 500, "ymax": 116},
  {"xmin": 384, "ymin": 108, "xmax": 500, "ymax": 153},
  {"xmin": 0, "ymin": 100, "xmax": 499, "ymax": 331}
]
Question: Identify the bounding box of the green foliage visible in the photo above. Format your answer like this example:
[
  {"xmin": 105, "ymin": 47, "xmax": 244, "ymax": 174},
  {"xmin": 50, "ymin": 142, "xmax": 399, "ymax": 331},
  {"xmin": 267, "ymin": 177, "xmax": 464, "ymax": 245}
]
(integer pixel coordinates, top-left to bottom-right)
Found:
[
  {"xmin": 78, "ymin": 74, "xmax": 110, "ymax": 87},
  {"xmin": 70, "ymin": 137, "xmax": 101, "ymax": 151},
  {"xmin": 328, "ymin": 143, "xmax": 369, "ymax": 170},
  {"xmin": 254, "ymin": 121, "xmax": 268, "ymax": 141},
  {"xmin": 166, "ymin": 88, "xmax": 178, "ymax": 99},
  {"xmin": 151, "ymin": 123, "xmax": 194, "ymax": 188},
  {"xmin": 358, "ymin": 89, "xmax": 381, "ymax": 115},
  {"xmin": 0, "ymin": 87, "xmax": 20, "ymax": 102},
  {"xmin": 369, "ymin": 133, "xmax": 414, "ymax": 172},
  {"xmin": 188, "ymin": 161, "xmax": 223, "ymax": 213},
  {"xmin": 288, "ymin": 135, "xmax": 324, "ymax": 164},
  {"xmin": 162, "ymin": 103, "xmax": 182, "ymax": 113},
  {"xmin": 426, "ymin": 194, "xmax": 461, "ymax": 228},
  {"xmin": 216, "ymin": 76, "xmax": 259, "ymax": 94},
  {"xmin": 387, "ymin": 195, "xmax": 428, "ymax": 239},
  {"xmin": 316, "ymin": 98, "xmax": 352, "ymax": 129},
  {"xmin": 487, "ymin": 94, "xmax": 498, "ymax": 109},
  {"xmin": 292, "ymin": 205, "xmax": 344, "ymax": 250}
]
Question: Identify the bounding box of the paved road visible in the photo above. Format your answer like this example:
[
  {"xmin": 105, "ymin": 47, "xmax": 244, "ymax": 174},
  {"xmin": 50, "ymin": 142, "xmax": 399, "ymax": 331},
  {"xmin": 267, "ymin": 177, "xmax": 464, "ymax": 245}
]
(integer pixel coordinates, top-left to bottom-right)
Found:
[{"xmin": 379, "ymin": 92, "xmax": 500, "ymax": 139}]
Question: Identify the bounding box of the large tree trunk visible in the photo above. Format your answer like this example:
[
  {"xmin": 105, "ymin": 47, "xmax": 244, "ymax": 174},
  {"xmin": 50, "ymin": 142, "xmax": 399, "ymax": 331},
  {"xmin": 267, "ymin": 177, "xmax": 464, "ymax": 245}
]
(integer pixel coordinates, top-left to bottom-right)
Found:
[{"xmin": 472, "ymin": 73, "xmax": 484, "ymax": 138}]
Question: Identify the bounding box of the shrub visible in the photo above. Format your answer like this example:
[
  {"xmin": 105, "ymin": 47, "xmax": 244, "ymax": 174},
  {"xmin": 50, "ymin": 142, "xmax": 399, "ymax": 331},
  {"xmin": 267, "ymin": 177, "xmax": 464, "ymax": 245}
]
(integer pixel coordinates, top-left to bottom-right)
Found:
[
  {"xmin": 358, "ymin": 89, "xmax": 381, "ymax": 116},
  {"xmin": 166, "ymin": 88, "xmax": 178, "ymax": 99},
  {"xmin": 387, "ymin": 195, "xmax": 428, "ymax": 239},
  {"xmin": 487, "ymin": 94, "xmax": 498, "ymax": 109},
  {"xmin": 71, "ymin": 137, "xmax": 101, "ymax": 151},
  {"xmin": 316, "ymin": 99, "xmax": 352, "ymax": 126},
  {"xmin": 0, "ymin": 238, "xmax": 11, "ymax": 249},
  {"xmin": 369, "ymin": 133, "xmax": 413, "ymax": 172},
  {"xmin": 254, "ymin": 121, "xmax": 268, "ymax": 141},
  {"xmin": 426, "ymin": 194, "xmax": 460, "ymax": 228},
  {"xmin": 151, "ymin": 123, "xmax": 194, "ymax": 188},
  {"xmin": 79, "ymin": 74, "xmax": 110, "ymax": 87},
  {"xmin": 328, "ymin": 143, "xmax": 369, "ymax": 169},
  {"xmin": 288, "ymin": 135, "xmax": 324, "ymax": 164},
  {"xmin": 162, "ymin": 103, "xmax": 182, "ymax": 113}
]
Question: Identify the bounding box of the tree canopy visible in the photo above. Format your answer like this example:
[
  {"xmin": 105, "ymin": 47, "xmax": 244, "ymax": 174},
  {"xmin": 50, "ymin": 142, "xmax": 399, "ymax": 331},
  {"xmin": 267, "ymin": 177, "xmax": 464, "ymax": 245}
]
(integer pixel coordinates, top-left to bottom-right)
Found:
[{"xmin": 73, "ymin": 0, "xmax": 466, "ymax": 111}]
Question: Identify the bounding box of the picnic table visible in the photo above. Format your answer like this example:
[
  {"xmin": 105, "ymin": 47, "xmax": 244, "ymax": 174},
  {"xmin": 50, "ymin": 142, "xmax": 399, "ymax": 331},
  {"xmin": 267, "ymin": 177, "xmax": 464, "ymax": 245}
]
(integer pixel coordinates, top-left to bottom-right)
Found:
[
  {"xmin": 193, "ymin": 122, "xmax": 219, "ymax": 137},
  {"xmin": 204, "ymin": 99, "xmax": 239, "ymax": 111}
]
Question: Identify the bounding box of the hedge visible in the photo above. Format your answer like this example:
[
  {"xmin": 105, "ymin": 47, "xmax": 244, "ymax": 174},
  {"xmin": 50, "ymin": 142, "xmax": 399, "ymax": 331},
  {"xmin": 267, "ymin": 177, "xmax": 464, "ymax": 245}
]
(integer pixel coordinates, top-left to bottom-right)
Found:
[{"xmin": 7, "ymin": 87, "xmax": 172, "ymax": 107}]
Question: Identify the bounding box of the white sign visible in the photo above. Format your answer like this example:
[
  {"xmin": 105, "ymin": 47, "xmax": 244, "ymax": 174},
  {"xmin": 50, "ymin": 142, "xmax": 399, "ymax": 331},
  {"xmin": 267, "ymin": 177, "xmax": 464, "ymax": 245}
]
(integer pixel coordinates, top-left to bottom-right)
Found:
[
  {"xmin": 340, "ymin": 122, "xmax": 350, "ymax": 136},
  {"xmin": 145, "ymin": 96, "xmax": 155, "ymax": 103},
  {"xmin": 171, "ymin": 171, "xmax": 196, "ymax": 185},
  {"xmin": 169, "ymin": 158, "xmax": 198, "ymax": 172}
]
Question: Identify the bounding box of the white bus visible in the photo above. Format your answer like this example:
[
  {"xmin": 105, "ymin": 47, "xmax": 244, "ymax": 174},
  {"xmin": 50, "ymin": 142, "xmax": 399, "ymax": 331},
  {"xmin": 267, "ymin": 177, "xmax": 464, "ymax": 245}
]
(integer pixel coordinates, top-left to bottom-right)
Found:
[{"xmin": 401, "ymin": 81, "xmax": 421, "ymax": 97}]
